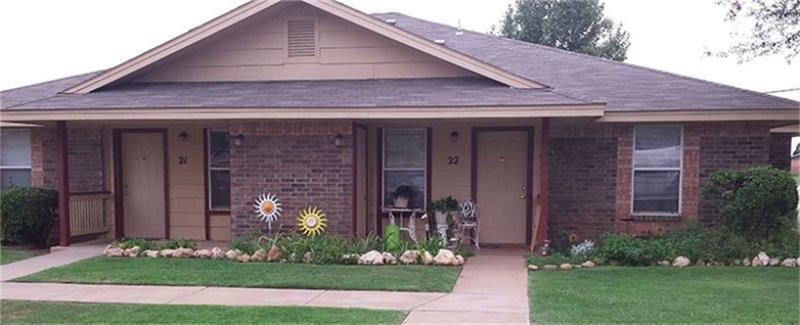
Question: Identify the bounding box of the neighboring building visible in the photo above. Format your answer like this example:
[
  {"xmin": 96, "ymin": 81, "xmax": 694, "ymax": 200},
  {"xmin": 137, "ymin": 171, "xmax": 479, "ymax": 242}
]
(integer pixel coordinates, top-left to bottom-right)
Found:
[{"xmin": 1, "ymin": 0, "xmax": 798, "ymax": 247}]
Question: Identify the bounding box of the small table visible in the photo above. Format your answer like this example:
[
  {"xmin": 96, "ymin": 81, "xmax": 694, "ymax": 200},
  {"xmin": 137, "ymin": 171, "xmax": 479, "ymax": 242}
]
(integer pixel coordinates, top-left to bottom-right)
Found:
[{"xmin": 382, "ymin": 207, "xmax": 425, "ymax": 242}]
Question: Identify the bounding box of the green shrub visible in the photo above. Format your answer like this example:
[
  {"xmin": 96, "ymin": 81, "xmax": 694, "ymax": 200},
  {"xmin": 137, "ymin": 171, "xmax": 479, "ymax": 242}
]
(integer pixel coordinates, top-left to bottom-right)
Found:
[
  {"xmin": 702, "ymin": 166, "xmax": 798, "ymax": 240},
  {"xmin": 229, "ymin": 236, "xmax": 258, "ymax": 255},
  {"xmin": 116, "ymin": 237, "xmax": 157, "ymax": 251},
  {"xmin": 416, "ymin": 237, "xmax": 445, "ymax": 255},
  {"xmin": 166, "ymin": 238, "xmax": 197, "ymax": 250},
  {"xmin": 527, "ymin": 252, "xmax": 585, "ymax": 267},
  {"xmin": 0, "ymin": 187, "xmax": 58, "ymax": 247},
  {"xmin": 593, "ymin": 233, "xmax": 675, "ymax": 266}
]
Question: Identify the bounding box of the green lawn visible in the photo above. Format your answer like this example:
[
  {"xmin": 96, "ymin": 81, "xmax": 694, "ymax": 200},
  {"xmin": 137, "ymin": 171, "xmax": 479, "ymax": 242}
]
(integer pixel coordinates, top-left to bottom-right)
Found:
[
  {"xmin": 0, "ymin": 247, "xmax": 45, "ymax": 265},
  {"xmin": 17, "ymin": 257, "xmax": 461, "ymax": 292},
  {"xmin": 529, "ymin": 267, "xmax": 799, "ymax": 324},
  {"xmin": 1, "ymin": 300, "xmax": 406, "ymax": 324}
]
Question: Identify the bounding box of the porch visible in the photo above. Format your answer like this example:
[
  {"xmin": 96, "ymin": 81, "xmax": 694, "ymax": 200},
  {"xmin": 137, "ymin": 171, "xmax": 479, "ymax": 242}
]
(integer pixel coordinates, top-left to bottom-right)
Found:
[{"xmin": 42, "ymin": 117, "xmax": 564, "ymax": 250}]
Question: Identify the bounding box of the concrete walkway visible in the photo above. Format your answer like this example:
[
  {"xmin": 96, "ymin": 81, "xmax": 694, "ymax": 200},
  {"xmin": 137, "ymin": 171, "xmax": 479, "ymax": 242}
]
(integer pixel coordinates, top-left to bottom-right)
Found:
[
  {"xmin": 0, "ymin": 243, "xmax": 105, "ymax": 281},
  {"xmin": 1, "ymin": 247, "xmax": 529, "ymax": 324}
]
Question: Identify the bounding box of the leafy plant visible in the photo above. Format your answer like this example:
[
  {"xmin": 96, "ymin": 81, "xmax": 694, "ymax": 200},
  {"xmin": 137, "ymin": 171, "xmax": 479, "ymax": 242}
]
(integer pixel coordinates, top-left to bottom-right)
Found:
[
  {"xmin": 0, "ymin": 187, "xmax": 58, "ymax": 247},
  {"xmin": 527, "ymin": 252, "xmax": 586, "ymax": 267},
  {"xmin": 166, "ymin": 238, "xmax": 197, "ymax": 250},
  {"xmin": 570, "ymin": 240, "xmax": 595, "ymax": 258},
  {"xmin": 702, "ymin": 166, "xmax": 798, "ymax": 241},
  {"xmin": 427, "ymin": 197, "xmax": 459, "ymax": 214},
  {"xmin": 416, "ymin": 237, "xmax": 445, "ymax": 255},
  {"xmin": 392, "ymin": 185, "xmax": 417, "ymax": 200},
  {"xmin": 117, "ymin": 237, "xmax": 157, "ymax": 251},
  {"xmin": 230, "ymin": 236, "xmax": 258, "ymax": 255}
]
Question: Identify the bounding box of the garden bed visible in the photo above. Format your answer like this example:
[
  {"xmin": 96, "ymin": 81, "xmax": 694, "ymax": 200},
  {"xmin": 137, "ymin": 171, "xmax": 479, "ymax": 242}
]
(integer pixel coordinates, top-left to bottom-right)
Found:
[
  {"xmin": 16, "ymin": 257, "xmax": 462, "ymax": 292},
  {"xmin": 528, "ymin": 267, "xmax": 799, "ymax": 324},
  {"xmin": 1, "ymin": 300, "xmax": 406, "ymax": 324}
]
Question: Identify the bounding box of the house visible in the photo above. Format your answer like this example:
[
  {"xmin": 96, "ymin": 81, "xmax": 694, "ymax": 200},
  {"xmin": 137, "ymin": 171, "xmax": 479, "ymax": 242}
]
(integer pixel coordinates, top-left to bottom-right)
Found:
[{"xmin": 1, "ymin": 0, "xmax": 798, "ymax": 248}]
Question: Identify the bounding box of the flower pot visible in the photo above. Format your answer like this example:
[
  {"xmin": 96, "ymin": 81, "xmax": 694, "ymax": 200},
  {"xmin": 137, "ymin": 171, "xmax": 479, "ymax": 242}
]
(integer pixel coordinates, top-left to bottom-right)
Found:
[
  {"xmin": 393, "ymin": 197, "xmax": 409, "ymax": 208},
  {"xmin": 435, "ymin": 211, "xmax": 448, "ymax": 225}
]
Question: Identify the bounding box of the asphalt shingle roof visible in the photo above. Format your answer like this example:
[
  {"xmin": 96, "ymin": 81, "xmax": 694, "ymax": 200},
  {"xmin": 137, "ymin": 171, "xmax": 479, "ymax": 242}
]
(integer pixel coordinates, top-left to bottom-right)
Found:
[
  {"xmin": 1, "ymin": 9, "xmax": 797, "ymax": 113},
  {"xmin": 1, "ymin": 78, "xmax": 589, "ymax": 110}
]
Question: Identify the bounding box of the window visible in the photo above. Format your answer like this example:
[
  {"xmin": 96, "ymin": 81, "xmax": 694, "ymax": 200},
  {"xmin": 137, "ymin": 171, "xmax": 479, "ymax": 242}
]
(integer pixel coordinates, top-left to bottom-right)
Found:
[
  {"xmin": 1, "ymin": 129, "xmax": 32, "ymax": 189},
  {"xmin": 383, "ymin": 128, "xmax": 427, "ymax": 209},
  {"xmin": 632, "ymin": 126, "xmax": 682, "ymax": 215},
  {"xmin": 207, "ymin": 130, "xmax": 231, "ymax": 211}
]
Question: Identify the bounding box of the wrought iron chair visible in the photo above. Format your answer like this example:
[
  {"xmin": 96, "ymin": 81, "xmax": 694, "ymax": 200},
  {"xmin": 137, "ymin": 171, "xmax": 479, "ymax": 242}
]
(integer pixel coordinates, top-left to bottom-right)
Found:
[{"xmin": 452, "ymin": 199, "xmax": 480, "ymax": 250}]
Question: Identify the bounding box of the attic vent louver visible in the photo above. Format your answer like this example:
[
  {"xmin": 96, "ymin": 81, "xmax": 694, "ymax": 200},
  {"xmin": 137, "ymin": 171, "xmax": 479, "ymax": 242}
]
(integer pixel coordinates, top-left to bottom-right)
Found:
[{"xmin": 288, "ymin": 20, "xmax": 316, "ymax": 58}]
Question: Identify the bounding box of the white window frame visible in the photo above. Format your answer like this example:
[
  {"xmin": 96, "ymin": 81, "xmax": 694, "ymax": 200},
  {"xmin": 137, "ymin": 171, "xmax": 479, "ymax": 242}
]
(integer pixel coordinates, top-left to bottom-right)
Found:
[
  {"xmin": 0, "ymin": 129, "xmax": 32, "ymax": 189},
  {"xmin": 207, "ymin": 130, "xmax": 231, "ymax": 212},
  {"xmin": 631, "ymin": 125, "xmax": 683, "ymax": 216},
  {"xmin": 382, "ymin": 128, "xmax": 428, "ymax": 209}
]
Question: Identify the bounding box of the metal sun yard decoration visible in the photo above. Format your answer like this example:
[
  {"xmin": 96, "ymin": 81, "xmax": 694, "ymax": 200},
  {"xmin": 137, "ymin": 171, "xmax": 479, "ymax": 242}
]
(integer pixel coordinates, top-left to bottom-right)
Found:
[
  {"xmin": 297, "ymin": 206, "xmax": 327, "ymax": 237},
  {"xmin": 254, "ymin": 193, "xmax": 282, "ymax": 232}
]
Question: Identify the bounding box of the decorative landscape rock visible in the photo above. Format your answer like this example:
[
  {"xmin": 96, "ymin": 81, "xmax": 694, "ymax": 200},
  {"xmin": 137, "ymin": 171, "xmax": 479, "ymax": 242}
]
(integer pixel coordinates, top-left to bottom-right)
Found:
[
  {"xmin": 193, "ymin": 249, "xmax": 212, "ymax": 259},
  {"xmin": 528, "ymin": 264, "xmax": 539, "ymax": 271},
  {"xmin": 303, "ymin": 252, "xmax": 314, "ymax": 264},
  {"xmin": 124, "ymin": 246, "xmax": 141, "ymax": 258},
  {"xmin": 456, "ymin": 255, "xmax": 465, "ymax": 265},
  {"xmin": 358, "ymin": 250, "xmax": 384, "ymax": 265},
  {"xmin": 657, "ymin": 260, "xmax": 671, "ymax": 267},
  {"xmin": 434, "ymin": 249, "xmax": 460, "ymax": 266},
  {"xmin": 238, "ymin": 254, "xmax": 251, "ymax": 263},
  {"xmin": 581, "ymin": 261, "xmax": 596, "ymax": 269},
  {"xmin": 673, "ymin": 256, "xmax": 691, "ymax": 268},
  {"xmin": 752, "ymin": 252, "xmax": 769, "ymax": 267},
  {"xmin": 173, "ymin": 248, "xmax": 194, "ymax": 259},
  {"xmin": 102, "ymin": 245, "xmax": 114, "ymax": 255},
  {"xmin": 781, "ymin": 258, "xmax": 797, "ymax": 267},
  {"xmin": 143, "ymin": 250, "xmax": 159, "ymax": 258},
  {"xmin": 560, "ymin": 263, "xmax": 573, "ymax": 270},
  {"xmin": 742, "ymin": 258, "xmax": 751, "ymax": 266},
  {"xmin": 342, "ymin": 254, "xmax": 360, "ymax": 264},
  {"xmin": 267, "ymin": 245, "xmax": 281, "ymax": 262},
  {"xmin": 159, "ymin": 249, "xmax": 174, "ymax": 258},
  {"xmin": 210, "ymin": 247, "xmax": 225, "ymax": 259},
  {"xmin": 543, "ymin": 264, "xmax": 557, "ymax": 271},
  {"xmin": 695, "ymin": 259, "xmax": 706, "ymax": 267},
  {"xmin": 382, "ymin": 252, "xmax": 397, "ymax": 265},
  {"xmin": 225, "ymin": 249, "xmax": 243, "ymax": 260},
  {"xmin": 422, "ymin": 251, "xmax": 434, "ymax": 265},
  {"xmin": 105, "ymin": 247, "xmax": 124, "ymax": 257},
  {"xmin": 250, "ymin": 249, "xmax": 266, "ymax": 262},
  {"xmin": 399, "ymin": 250, "xmax": 420, "ymax": 265},
  {"xmin": 768, "ymin": 258, "xmax": 781, "ymax": 267}
]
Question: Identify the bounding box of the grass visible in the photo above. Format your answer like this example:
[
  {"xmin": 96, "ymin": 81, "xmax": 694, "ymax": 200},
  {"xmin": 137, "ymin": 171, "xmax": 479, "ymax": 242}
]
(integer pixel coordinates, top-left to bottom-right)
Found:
[
  {"xmin": 529, "ymin": 266, "xmax": 799, "ymax": 324},
  {"xmin": 0, "ymin": 300, "xmax": 406, "ymax": 324},
  {"xmin": 17, "ymin": 257, "xmax": 461, "ymax": 292},
  {"xmin": 0, "ymin": 247, "xmax": 46, "ymax": 265}
]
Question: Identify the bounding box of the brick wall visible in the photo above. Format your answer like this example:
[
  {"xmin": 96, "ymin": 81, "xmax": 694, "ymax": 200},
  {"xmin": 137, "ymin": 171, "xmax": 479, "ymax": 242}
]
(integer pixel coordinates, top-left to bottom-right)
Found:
[
  {"xmin": 549, "ymin": 124, "xmax": 627, "ymax": 241},
  {"xmin": 229, "ymin": 121, "xmax": 354, "ymax": 237},
  {"xmin": 31, "ymin": 126, "xmax": 105, "ymax": 193},
  {"xmin": 697, "ymin": 122, "xmax": 771, "ymax": 226},
  {"xmin": 769, "ymin": 133, "xmax": 794, "ymax": 171}
]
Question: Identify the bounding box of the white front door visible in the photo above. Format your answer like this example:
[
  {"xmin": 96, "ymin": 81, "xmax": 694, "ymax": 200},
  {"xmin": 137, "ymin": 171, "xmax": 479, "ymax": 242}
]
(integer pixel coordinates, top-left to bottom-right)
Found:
[
  {"xmin": 122, "ymin": 133, "xmax": 166, "ymax": 238},
  {"xmin": 476, "ymin": 131, "xmax": 529, "ymax": 244}
]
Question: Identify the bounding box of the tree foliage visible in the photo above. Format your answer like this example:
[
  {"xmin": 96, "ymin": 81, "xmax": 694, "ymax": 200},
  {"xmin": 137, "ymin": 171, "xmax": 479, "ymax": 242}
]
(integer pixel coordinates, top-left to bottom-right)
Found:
[
  {"xmin": 495, "ymin": 0, "xmax": 630, "ymax": 61},
  {"xmin": 715, "ymin": 0, "xmax": 800, "ymax": 62}
]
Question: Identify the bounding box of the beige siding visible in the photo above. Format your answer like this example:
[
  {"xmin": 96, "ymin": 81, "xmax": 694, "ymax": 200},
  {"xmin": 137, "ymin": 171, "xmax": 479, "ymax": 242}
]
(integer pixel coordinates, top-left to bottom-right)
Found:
[{"xmin": 136, "ymin": 4, "xmax": 473, "ymax": 83}]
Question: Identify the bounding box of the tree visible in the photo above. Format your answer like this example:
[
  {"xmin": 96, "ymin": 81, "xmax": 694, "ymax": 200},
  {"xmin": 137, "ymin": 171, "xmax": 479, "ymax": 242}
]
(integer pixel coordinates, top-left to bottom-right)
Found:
[
  {"xmin": 715, "ymin": 0, "xmax": 800, "ymax": 62},
  {"xmin": 495, "ymin": 0, "xmax": 630, "ymax": 61}
]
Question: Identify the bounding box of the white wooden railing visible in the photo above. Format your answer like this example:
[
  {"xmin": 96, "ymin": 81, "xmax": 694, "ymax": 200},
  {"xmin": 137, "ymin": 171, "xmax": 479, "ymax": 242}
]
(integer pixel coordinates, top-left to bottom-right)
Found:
[{"xmin": 69, "ymin": 192, "xmax": 112, "ymax": 236}]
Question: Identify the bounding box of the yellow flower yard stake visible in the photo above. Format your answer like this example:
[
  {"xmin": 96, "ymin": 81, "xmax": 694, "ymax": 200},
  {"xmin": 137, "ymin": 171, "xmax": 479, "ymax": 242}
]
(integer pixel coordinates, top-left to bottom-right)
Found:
[{"xmin": 297, "ymin": 206, "xmax": 327, "ymax": 237}]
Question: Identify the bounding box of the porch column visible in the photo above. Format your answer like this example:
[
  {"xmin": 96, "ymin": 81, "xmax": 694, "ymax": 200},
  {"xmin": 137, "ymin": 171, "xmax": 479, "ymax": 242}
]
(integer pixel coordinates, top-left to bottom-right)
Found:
[
  {"xmin": 56, "ymin": 121, "xmax": 71, "ymax": 247},
  {"xmin": 536, "ymin": 118, "xmax": 550, "ymax": 248}
]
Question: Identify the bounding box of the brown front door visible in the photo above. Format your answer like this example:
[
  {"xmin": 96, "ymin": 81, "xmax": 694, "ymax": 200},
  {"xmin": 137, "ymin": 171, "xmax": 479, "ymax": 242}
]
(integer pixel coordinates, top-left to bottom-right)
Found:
[
  {"xmin": 476, "ymin": 131, "xmax": 530, "ymax": 244},
  {"xmin": 121, "ymin": 133, "xmax": 167, "ymax": 238}
]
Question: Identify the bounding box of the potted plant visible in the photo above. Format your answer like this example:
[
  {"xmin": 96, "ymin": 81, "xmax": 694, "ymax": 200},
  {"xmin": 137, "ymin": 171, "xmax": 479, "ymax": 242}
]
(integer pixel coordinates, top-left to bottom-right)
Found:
[
  {"xmin": 392, "ymin": 185, "xmax": 417, "ymax": 208},
  {"xmin": 428, "ymin": 196, "xmax": 459, "ymax": 227}
]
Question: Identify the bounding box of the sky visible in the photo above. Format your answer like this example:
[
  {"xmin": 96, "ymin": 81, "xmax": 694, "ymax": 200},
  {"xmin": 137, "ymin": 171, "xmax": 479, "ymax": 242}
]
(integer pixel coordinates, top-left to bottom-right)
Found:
[{"xmin": 1, "ymin": 0, "xmax": 798, "ymax": 102}]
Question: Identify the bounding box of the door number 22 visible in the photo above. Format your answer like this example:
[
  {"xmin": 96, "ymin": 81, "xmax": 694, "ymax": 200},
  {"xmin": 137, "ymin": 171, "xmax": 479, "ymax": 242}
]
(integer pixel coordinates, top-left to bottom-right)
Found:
[{"xmin": 447, "ymin": 156, "xmax": 460, "ymax": 165}]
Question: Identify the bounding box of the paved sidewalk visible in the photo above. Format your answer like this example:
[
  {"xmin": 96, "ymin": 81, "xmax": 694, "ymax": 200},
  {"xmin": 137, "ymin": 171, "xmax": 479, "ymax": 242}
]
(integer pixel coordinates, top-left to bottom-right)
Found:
[
  {"xmin": 0, "ymin": 247, "xmax": 530, "ymax": 324},
  {"xmin": 403, "ymin": 249, "xmax": 530, "ymax": 324},
  {"xmin": 0, "ymin": 244, "xmax": 105, "ymax": 281}
]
